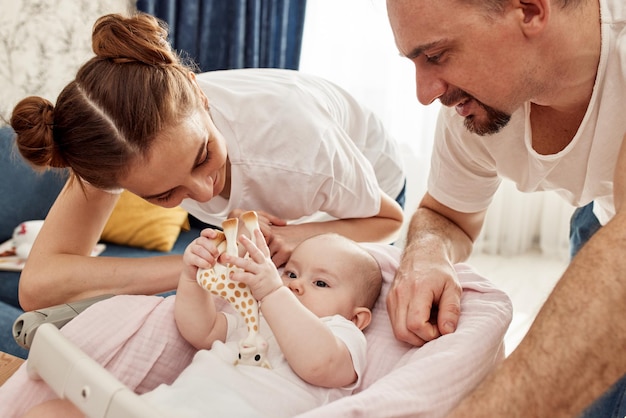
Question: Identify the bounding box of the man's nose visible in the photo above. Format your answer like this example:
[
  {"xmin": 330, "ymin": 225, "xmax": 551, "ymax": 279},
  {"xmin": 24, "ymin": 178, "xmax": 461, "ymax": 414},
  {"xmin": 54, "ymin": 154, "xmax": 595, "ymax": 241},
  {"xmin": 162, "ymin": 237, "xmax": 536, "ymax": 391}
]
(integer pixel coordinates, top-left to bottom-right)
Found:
[{"xmin": 414, "ymin": 65, "xmax": 446, "ymax": 106}]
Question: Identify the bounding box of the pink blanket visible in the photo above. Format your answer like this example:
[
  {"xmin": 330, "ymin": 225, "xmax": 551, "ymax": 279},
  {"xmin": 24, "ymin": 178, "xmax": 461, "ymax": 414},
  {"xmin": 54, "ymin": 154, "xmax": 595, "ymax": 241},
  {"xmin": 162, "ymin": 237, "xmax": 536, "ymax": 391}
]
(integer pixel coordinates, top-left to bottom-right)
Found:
[{"xmin": 0, "ymin": 245, "xmax": 512, "ymax": 417}]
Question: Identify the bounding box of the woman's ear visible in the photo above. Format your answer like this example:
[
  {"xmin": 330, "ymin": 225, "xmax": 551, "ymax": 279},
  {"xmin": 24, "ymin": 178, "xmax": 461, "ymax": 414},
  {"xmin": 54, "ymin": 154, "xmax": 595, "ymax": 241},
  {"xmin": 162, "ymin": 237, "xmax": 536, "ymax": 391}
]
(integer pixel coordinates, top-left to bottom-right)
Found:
[{"xmin": 351, "ymin": 307, "xmax": 372, "ymax": 331}]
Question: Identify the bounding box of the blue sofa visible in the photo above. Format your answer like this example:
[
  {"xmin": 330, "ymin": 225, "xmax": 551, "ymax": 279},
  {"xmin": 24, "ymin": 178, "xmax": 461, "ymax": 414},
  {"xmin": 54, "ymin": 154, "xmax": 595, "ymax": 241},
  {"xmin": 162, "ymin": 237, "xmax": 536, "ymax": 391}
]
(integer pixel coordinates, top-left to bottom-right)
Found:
[{"xmin": 0, "ymin": 126, "xmax": 203, "ymax": 356}]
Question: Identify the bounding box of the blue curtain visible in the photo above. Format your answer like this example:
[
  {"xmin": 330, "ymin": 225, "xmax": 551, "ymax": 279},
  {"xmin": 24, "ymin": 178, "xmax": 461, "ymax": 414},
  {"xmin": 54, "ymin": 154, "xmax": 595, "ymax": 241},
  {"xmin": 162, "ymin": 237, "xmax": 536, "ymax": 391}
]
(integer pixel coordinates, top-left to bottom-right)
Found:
[{"xmin": 136, "ymin": 0, "xmax": 307, "ymax": 72}]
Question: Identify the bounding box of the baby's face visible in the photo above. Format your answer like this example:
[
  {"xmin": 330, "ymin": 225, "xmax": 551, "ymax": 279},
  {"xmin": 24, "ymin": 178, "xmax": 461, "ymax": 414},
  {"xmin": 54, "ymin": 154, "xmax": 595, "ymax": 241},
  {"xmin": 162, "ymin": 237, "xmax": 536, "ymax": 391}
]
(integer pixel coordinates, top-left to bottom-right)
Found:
[{"xmin": 281, "ymin": 236, "xmax": 362, "ymax": 320}]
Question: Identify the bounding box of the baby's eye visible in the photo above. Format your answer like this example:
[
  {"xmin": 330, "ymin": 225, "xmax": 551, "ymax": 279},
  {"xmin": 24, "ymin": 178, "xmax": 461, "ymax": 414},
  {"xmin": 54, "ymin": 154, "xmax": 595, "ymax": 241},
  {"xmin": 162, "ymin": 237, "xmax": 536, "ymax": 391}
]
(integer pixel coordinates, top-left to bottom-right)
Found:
[
  {"xmin": 287, "ymin": 271, "xmax": 297, "ymax": 279},
  {"xmin": 313, "ymin": 280, "xmax": 328, "ymax": 288}
]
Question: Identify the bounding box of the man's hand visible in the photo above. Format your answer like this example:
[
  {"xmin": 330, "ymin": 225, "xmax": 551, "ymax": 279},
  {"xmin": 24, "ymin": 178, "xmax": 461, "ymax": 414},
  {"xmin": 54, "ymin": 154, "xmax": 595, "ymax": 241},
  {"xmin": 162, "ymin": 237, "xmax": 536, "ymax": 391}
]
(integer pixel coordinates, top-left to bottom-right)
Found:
[{"xmin": 386, "ymin": 257, "xmax": 462, "ymax": 346}]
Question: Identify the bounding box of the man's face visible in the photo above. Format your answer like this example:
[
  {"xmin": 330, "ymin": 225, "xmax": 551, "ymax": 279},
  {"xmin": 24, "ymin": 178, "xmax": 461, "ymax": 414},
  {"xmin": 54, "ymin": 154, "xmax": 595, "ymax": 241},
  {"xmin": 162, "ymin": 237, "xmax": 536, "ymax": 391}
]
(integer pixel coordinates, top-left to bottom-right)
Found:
[{"xmin": 386, "ymin": 0, "xmax": 532, "ymax": 136}]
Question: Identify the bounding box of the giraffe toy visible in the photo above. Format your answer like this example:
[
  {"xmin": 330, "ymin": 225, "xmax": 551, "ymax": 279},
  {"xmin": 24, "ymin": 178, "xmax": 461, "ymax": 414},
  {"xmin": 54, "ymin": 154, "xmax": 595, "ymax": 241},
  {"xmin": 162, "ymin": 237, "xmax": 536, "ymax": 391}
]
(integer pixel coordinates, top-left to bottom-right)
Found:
[{"xmin": 196, "ymin": 211, "xmax": 271, "ymax": 369}]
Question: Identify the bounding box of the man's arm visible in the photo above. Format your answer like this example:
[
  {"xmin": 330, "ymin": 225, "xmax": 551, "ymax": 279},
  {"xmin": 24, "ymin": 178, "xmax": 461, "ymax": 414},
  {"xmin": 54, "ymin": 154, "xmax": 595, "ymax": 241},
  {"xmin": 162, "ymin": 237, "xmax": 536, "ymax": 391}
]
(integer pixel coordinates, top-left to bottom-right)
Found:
[
  {"xmin": 387, "ymin": 192, "xmax": 485, "ymax": 346},
  {"xmin": 448, "ymin": 134, "xmax": 626, "ymax": 417},
  {"xmin": 447, "ymin": 210, "xmax": 626, "ymax": 417}
]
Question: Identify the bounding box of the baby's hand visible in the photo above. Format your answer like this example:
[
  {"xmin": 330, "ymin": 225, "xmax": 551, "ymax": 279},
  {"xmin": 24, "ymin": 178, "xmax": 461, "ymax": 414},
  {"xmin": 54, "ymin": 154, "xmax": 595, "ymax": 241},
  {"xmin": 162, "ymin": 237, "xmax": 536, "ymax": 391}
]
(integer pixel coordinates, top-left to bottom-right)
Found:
[
  {"xmin": 181, "ymin": 228, "xmax": 223, "ymax": 281},
  {"xmin": 221, "ymin": 229, "xmax": 283, "ymax": 301}
]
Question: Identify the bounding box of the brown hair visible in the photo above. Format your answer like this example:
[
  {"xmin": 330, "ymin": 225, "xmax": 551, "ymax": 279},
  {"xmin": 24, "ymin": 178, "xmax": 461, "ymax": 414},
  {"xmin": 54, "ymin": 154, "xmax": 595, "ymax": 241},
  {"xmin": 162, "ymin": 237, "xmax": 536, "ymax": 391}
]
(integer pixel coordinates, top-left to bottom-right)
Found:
[
  {"xmin": 9, "ymin": 13, "xmax": 202, "ymax": 189},
  {"xmin": 354, "ymin": 246, "xmax": 383, "ymax": 311}
]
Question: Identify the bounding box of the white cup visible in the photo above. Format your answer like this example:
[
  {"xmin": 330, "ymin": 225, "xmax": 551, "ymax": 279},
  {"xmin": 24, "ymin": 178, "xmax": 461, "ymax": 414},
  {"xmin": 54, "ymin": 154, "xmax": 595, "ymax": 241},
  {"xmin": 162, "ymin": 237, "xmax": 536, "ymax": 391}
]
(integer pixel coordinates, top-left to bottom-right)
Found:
[{"xmin": 13, "ymin": 220, "xmax": 45, "ymax": 259}]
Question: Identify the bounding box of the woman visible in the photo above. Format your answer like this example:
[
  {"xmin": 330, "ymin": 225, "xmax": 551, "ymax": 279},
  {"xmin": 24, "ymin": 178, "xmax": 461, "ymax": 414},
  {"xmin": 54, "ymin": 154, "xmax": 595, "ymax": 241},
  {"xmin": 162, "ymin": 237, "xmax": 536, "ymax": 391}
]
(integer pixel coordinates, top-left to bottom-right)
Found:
[{"xmin": 9, "ymin": 13, "xmax": 405, "ymax": 312}]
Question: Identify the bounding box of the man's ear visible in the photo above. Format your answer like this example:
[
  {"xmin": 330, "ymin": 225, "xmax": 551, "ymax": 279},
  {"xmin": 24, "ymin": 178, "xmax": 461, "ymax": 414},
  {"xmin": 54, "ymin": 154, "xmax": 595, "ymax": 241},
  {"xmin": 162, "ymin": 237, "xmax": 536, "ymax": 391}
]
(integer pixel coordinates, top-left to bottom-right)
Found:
[
  {"xmin": 516, "ymin": 0, "xmax": 550, "ymax": 37},
  {"xmin": 351, "ymin": 307, "xmax": 373, "ymax": 331}
]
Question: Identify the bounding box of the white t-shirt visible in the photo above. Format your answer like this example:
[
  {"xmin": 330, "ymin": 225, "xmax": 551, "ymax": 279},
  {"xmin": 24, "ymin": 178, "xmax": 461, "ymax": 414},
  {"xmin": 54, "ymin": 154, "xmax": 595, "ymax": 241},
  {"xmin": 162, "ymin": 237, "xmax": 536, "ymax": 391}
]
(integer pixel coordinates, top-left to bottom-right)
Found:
[
  {"xmin": 181, "ymin": 68, "xmax": 405, "ymax": 227},
  {"xmin": 428, "ymin": 0, "xmax": 626, "ymax": 226},
  {"xmin": 141, "ymin": 313, "xmax": 366, "ymax": 418}
]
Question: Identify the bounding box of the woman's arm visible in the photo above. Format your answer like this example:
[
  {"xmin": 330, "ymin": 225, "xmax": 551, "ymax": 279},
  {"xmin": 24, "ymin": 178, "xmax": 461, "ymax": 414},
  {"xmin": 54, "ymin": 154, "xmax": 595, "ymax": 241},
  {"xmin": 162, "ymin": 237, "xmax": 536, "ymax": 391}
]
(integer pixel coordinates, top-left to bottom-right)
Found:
[
  {"xmin": 266, "ymin": 190, "xmax": 404, "ymax": 266},
  {"xmin": 19, "ymin": 180, "xmax": 184, "ymax": 310}
]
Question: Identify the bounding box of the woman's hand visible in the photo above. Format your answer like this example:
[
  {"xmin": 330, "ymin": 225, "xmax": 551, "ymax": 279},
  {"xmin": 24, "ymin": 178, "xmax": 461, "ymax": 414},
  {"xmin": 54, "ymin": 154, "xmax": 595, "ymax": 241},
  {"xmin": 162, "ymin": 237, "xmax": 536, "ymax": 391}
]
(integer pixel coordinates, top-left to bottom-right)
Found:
[{"xmin": 227, "ymin": 208, "xmax": 287, "ymax": 243}]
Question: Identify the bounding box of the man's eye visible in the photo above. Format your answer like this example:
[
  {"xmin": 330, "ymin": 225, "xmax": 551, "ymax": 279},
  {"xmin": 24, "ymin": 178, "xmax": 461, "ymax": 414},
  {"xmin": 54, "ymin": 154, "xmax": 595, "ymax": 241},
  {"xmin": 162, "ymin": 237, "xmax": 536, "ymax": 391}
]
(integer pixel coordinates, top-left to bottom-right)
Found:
[
  {"xmin": 425, "ymin": 53, "xmax": 442, "ymax": 64},
  {"xmin": 314, "ymin": 280, "xmax": 328, "ymax": 288}
]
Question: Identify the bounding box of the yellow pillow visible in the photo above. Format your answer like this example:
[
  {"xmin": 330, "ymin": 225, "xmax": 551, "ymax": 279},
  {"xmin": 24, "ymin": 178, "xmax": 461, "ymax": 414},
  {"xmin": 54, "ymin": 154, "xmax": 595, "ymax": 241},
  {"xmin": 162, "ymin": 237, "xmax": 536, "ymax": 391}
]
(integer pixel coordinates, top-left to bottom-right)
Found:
[{"xmin": 101, "ymin": 191, "xmax": 189, "ymax": 252}]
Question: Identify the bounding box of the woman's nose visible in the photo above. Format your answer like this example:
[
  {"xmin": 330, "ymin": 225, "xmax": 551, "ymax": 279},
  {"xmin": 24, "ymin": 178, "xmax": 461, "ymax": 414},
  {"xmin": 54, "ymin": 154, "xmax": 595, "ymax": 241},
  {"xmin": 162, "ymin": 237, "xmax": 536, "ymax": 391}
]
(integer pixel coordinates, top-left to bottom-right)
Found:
[{"xmin": 186, "ymin": 174, "xmax": 213, "ymax": 203}]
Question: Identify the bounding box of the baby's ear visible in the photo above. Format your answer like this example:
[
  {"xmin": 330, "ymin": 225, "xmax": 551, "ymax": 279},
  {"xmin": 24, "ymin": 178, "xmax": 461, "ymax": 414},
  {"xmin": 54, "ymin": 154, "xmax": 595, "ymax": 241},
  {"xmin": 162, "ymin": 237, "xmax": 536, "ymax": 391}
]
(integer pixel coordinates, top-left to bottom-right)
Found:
[{"xmin": 350, "ymin": 307, "xmax": 372, "ymax": 331}]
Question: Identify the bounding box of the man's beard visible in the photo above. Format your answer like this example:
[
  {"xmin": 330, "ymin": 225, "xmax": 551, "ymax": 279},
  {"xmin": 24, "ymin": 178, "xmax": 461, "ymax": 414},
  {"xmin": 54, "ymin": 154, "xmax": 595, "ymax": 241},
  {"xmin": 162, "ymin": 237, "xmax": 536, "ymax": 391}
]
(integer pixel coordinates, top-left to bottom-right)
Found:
[
  {"xmin": 465, "ymin": 101, "xmax": 511, "ymax": 136},
  {"xmin": 441, "ymin": 89, "xmax": 511, "ymax": 136}
]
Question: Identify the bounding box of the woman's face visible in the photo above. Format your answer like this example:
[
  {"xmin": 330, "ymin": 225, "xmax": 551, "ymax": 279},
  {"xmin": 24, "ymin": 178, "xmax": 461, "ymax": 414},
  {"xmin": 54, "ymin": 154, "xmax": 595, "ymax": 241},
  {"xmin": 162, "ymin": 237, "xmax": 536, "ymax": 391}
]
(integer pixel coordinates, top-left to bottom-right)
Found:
[{"xmin": 119, "ymin": 109, "xmax": 228, "ymax": 208}]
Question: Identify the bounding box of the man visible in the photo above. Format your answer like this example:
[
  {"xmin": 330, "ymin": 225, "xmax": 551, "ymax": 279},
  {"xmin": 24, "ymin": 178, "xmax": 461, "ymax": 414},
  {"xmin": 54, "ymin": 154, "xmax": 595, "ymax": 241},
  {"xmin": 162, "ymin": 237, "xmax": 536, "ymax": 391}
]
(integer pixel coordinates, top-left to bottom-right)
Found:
[{"xmin": 385, "ymin": 0, "xmax": 626, "ymax": 416}]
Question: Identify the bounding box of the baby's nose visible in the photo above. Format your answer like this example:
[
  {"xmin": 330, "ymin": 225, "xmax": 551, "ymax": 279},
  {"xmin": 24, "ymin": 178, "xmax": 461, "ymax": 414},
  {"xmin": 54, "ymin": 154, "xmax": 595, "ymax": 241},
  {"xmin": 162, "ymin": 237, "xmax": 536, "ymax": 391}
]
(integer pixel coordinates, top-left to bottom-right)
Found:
[{"xmin": 287, "ymin": 280, "xmax": 303, "ymax": 295}]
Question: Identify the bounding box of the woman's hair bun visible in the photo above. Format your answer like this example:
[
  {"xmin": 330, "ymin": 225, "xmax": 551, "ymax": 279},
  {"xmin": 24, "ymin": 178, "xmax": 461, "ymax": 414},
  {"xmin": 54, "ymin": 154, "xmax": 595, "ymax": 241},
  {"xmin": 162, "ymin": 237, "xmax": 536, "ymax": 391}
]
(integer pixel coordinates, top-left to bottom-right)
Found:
[
  {"xmin": 10, "ymin": 96, "xmax": 64, "ymax": 168},
  {"xmin": 92, "ymin": 13, "xmax": 177, "ymax": 66}
]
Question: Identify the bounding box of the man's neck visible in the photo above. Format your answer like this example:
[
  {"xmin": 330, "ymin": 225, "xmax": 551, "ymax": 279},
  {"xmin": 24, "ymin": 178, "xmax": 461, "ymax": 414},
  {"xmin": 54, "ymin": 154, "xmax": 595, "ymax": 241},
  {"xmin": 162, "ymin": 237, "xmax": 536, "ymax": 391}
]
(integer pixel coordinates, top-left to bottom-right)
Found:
[{"xmin": 531, "ymin": 0, "xmax": 601, "ymax": 114}]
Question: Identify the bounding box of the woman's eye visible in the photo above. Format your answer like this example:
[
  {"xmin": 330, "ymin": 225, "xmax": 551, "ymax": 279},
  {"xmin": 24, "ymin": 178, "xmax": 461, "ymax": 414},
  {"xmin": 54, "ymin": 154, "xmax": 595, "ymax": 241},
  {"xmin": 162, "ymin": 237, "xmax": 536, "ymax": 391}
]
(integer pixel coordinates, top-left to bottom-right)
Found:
[
  {"xmin": 313, "ymin": 280, "xmax": 328, "ymax": 288},
  {"xmin": 197, "ymin": 149, "xmax": 211, "ymax": 167}
]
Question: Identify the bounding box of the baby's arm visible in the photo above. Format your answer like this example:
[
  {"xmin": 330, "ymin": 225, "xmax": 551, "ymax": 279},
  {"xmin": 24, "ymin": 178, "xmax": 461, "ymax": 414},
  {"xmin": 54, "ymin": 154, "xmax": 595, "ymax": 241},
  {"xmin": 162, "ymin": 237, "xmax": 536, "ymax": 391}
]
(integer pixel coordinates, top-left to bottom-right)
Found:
[
  {"xmin": 223, "ymin": 232, "xmax": 357, "ymax": 388},
  {"xmin": 261, "ymin": 288, "xmax": 358, "ymax": 388},
  {"xmin": 175, "ymin": 228, "xmax": 228, "ymax": 350}
]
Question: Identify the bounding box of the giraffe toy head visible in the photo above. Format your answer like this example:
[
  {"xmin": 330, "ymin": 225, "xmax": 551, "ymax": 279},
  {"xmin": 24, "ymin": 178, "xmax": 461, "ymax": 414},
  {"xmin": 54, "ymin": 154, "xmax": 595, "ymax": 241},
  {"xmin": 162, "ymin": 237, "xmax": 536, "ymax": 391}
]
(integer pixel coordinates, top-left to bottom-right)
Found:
[
  {"xmin": 236, "ymin": 335, "xmax": 271, "ymax": 369},
  {"xmin": 196, "ymin": 211, "xmax": 271, "ymax": 369}
]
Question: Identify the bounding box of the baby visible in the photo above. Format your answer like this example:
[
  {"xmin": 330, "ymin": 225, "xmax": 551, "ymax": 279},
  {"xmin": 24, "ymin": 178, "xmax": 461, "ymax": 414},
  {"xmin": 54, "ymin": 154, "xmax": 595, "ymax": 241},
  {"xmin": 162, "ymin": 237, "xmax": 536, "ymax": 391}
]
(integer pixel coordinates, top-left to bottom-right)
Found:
[{"xmin": 24, "ymin": 229, "xmax": 382, "ymax": 417}]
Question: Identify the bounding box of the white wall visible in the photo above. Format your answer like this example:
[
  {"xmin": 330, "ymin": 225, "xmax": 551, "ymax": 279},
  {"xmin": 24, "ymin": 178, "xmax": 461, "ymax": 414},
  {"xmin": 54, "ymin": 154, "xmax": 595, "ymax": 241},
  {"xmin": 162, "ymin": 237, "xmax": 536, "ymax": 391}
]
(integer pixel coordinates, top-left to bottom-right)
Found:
[{"xmin": 0, "ymin": 0, "xmax": 134, "ymax": 124}]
